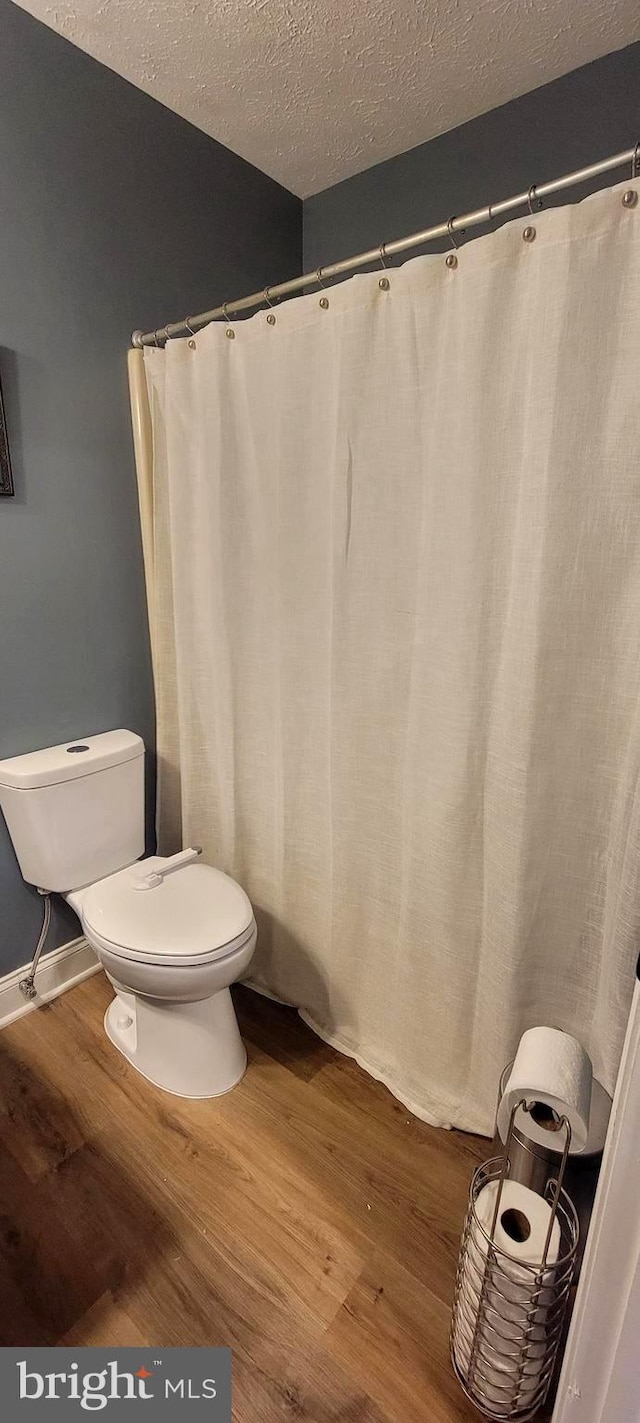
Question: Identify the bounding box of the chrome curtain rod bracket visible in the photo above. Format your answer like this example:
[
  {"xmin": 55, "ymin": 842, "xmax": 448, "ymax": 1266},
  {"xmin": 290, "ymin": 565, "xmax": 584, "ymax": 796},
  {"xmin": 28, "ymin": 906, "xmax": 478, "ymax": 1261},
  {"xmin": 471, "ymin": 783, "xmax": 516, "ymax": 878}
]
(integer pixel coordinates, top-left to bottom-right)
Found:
[{"xmin": 131, "ymin": 145, "xmax": 638, "ymax": 347}]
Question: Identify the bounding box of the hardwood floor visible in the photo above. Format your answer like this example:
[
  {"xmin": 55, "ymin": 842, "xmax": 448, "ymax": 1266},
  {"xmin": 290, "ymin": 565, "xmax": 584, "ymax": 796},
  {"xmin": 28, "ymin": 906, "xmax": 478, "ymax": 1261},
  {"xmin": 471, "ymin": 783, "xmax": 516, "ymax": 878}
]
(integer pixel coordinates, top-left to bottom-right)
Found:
[{"xmin": 0, "ymin": 973, "xmax": 487, "ymax": 1421}]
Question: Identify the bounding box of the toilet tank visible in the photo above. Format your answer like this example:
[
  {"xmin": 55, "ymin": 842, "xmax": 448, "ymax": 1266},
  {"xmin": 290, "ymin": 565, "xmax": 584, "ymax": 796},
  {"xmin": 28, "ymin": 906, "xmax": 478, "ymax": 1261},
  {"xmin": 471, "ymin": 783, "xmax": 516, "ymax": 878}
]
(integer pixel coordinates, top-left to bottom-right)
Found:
[{"xmin": 0, "ymin": 730, "xmax": 145, "ymax": 891}]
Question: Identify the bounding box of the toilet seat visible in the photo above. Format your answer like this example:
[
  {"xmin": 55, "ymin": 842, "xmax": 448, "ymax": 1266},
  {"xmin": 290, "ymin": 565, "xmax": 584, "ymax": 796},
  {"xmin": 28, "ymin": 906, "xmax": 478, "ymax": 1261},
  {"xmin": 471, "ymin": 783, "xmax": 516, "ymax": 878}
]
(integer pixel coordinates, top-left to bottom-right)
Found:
[{"xmin": 81, "ymin": 858, "xmax": 255, "ymax": 967}]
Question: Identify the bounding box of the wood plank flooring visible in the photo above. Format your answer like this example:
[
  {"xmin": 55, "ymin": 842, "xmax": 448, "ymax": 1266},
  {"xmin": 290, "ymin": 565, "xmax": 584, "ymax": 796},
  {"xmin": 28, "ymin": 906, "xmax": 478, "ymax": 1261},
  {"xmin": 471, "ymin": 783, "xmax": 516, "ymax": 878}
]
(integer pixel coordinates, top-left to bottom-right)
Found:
[{"xmin": 0, "ymin": 973, "xmax": 488, "ymax": 1421}]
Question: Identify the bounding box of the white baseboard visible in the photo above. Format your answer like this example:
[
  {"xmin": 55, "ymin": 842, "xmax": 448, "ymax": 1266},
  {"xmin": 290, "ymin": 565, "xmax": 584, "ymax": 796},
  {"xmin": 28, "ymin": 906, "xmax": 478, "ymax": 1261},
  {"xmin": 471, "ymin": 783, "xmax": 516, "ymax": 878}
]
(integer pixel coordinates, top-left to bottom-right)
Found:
[{"xmin": 0, "ymin": 936, "xmax": 101, "ymax": 1029}]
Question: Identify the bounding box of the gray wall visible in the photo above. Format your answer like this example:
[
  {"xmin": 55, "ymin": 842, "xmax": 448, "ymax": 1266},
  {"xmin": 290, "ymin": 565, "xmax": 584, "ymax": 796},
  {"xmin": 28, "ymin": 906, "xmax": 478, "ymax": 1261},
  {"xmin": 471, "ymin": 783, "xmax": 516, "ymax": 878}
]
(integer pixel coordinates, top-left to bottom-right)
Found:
[
  {"xmin": 0, "ymin": 0, "xmax": 301, "ymax": 973},
  {"xmin": 304, "ymin": 43, "xmax": 640, "ymax": 271}
]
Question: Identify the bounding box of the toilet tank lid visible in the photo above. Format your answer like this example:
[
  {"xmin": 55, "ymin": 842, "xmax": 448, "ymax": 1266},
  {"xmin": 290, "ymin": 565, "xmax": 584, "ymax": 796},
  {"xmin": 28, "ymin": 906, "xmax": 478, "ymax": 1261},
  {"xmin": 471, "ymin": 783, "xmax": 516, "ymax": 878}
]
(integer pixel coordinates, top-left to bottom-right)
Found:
[{"xmin": 0, "ymin": 730, "xmax": 144, "ymax": 789}]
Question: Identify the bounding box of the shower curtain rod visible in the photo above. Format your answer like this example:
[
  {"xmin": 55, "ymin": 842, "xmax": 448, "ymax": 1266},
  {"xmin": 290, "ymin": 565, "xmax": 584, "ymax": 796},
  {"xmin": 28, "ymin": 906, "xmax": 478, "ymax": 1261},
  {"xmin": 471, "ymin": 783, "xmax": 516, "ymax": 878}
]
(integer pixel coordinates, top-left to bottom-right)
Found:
[{"xmin": 131, "ymin": 143, "xmax": 639, "ymax": 348}]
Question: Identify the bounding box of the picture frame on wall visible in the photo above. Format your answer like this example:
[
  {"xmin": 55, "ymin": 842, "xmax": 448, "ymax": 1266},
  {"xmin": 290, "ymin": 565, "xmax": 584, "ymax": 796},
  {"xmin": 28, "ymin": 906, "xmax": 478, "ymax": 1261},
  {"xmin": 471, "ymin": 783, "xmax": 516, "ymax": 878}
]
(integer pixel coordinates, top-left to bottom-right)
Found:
[{"xmin": 0, "ymin": 376, "xmax": 14, "ymax": 496}]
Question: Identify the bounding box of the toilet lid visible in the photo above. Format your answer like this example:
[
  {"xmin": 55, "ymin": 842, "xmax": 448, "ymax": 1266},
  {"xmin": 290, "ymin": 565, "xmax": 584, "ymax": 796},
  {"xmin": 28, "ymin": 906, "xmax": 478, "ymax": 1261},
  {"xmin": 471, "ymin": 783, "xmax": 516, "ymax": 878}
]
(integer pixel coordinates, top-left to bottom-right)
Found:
[{"xmin": 81, "ymin": 859, "xmax": 254, "ymax": 963}]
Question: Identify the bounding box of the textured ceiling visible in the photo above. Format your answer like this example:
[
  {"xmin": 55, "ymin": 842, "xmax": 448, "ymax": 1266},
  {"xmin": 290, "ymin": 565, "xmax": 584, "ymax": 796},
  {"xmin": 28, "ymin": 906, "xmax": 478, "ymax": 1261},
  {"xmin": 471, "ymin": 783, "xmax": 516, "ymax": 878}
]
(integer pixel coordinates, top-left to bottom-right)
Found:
[{"xmin": 11, "ymin": 0, "xmax": 640, "ymax": 197}]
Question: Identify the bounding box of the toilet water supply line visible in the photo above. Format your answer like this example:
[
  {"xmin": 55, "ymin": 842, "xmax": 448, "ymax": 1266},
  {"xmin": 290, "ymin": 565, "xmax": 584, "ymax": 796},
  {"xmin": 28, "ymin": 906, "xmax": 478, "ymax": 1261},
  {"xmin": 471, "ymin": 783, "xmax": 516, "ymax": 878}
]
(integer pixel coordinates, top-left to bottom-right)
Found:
[{"xmin": 19, "ymin": 889, "xmax": 52, "ymax": 1001}]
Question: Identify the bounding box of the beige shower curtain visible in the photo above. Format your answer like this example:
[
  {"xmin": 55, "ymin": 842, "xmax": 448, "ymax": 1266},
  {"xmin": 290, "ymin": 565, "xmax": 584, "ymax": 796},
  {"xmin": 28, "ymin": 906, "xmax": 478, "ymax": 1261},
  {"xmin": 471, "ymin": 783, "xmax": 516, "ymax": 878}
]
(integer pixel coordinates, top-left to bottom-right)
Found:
[{"xmin": 132, "ymin": 179, "xmax": 640, "ymax": 1135}]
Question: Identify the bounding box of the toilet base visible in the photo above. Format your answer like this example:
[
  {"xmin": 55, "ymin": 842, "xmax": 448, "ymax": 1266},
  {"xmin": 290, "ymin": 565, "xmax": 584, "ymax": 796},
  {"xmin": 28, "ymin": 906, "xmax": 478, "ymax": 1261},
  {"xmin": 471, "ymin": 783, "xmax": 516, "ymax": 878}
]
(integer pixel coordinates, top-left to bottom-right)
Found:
[{"xmin": 104, "ymin": 986, "xmax": 247, "ymax": 1098}]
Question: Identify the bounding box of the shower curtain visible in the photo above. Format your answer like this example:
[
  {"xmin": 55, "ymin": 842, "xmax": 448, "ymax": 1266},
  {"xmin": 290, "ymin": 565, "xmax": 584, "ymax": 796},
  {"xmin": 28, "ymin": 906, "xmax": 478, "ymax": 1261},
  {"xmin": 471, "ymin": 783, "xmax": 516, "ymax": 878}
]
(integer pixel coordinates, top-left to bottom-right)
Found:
[{"xmin": 136, "ymin": 179, "xmax": 640, "ymax": 1135}]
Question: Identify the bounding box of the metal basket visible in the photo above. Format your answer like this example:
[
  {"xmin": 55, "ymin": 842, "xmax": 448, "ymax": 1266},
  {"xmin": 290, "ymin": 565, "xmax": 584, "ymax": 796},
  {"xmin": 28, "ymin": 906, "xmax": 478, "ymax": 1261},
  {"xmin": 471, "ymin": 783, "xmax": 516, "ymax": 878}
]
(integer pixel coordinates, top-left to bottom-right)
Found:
[{"xmin": 450, "ymin": 1104, "xmax": 579, "ymax": 1421}]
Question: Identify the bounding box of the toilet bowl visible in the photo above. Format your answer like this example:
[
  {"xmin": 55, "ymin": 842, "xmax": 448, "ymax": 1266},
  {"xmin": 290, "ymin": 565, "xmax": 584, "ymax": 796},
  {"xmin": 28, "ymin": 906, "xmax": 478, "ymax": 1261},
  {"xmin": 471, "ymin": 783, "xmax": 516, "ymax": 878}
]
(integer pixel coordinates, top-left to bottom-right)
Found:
[
  {"xmin": 67, "ymin": 856, "xmax": 257, "ymax": 1098},
  {"xmin": 0, "ymin": 730, "xmax": 257, "ymax": 1100}
]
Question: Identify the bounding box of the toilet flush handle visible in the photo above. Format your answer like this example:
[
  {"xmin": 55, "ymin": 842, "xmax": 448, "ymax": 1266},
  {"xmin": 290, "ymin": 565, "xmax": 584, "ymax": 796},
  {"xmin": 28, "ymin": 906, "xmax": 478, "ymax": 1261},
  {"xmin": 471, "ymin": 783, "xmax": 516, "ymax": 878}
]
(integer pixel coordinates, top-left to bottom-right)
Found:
[{"xmin": 133, "ymin": 846, "xmax": 203, "ymax": 891}]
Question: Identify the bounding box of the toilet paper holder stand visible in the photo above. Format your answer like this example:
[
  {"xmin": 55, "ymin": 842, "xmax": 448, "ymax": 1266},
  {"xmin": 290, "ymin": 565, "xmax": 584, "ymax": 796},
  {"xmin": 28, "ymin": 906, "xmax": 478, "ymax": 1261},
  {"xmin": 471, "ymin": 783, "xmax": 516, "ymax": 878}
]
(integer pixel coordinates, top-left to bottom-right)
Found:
[{"xmin": 451, "ymin": 1099, "xmax": 580, "ymax": 1422}]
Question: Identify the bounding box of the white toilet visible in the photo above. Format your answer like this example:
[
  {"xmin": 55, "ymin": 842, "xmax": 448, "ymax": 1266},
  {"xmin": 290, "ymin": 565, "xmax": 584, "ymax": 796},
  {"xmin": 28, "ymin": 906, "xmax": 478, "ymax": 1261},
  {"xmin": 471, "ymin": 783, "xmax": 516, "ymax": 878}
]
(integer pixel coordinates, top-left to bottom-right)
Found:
[{"xmin": 0, "ymin": 729, "xmax": 257, "ymax": 1098}]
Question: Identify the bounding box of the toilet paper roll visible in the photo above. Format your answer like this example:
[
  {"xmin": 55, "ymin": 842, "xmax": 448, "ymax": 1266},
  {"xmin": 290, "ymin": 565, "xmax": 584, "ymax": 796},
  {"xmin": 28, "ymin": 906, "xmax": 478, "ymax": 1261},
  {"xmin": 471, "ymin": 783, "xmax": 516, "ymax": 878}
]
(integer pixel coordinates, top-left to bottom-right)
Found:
[
  {"xmin": 452, "ymin": 1178, "xmax": 561, "ymax": 1412},
  {"xmin": 497, "ymin": 1027, "xmax": 593, "ymax": 1154},
  {"xmin": 454, "ymin": 1313, "xmax": 547, "ymax": 1411},
  {"xmin": 474, "ymin": 1177, "xmax": 561, "ymax": 1266}
]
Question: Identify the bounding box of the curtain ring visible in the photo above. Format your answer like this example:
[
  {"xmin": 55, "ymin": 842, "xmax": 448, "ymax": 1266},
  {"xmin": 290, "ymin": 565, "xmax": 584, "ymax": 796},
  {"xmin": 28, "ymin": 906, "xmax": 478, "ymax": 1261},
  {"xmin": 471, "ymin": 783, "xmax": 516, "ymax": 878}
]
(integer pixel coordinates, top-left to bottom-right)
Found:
[
  {"xmin": 184, "ymin": 317, "xmax": 196, "ymax": 349},
  {"xmin": 221, "ymin": 302, "xmax": 236, "ymax": 338},
  {"xmin": 264, "ymin": 288, "xmax": 277, "ymax": 324},
  {"xmin": 447, "ymin": 217, "xmax": 459, "ymax": 249},
  {"xmin": 632, "ymin": 143, "xmax": 640, "ymax": 178},
  {"xmin": 527, "ymin": 184, "xmax": 539, "ymax": 215},
  {"xmin": 378, "ymin": 243, "xmax": 388, "ymax": 269},
  {"xmin": 315, "ymin": 268, "xmax": 326, "ymax": 289}
]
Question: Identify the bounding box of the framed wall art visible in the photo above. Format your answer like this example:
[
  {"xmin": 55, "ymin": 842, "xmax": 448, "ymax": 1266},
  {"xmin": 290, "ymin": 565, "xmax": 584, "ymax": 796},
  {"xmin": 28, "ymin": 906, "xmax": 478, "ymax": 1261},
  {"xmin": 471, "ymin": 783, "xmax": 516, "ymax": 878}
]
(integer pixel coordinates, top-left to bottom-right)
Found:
[{"xmin": 0, "ymin": 375, "xmax": 14, "ymax": 496}]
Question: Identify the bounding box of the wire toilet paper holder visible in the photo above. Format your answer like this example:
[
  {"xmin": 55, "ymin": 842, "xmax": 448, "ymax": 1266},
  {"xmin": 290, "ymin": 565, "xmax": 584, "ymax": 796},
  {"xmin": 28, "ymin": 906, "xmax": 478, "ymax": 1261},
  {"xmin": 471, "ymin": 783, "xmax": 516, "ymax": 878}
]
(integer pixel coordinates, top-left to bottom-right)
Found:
[{"xmin": 451, "ymin": 1100, "xmax": 580, "ymax": 1422}]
